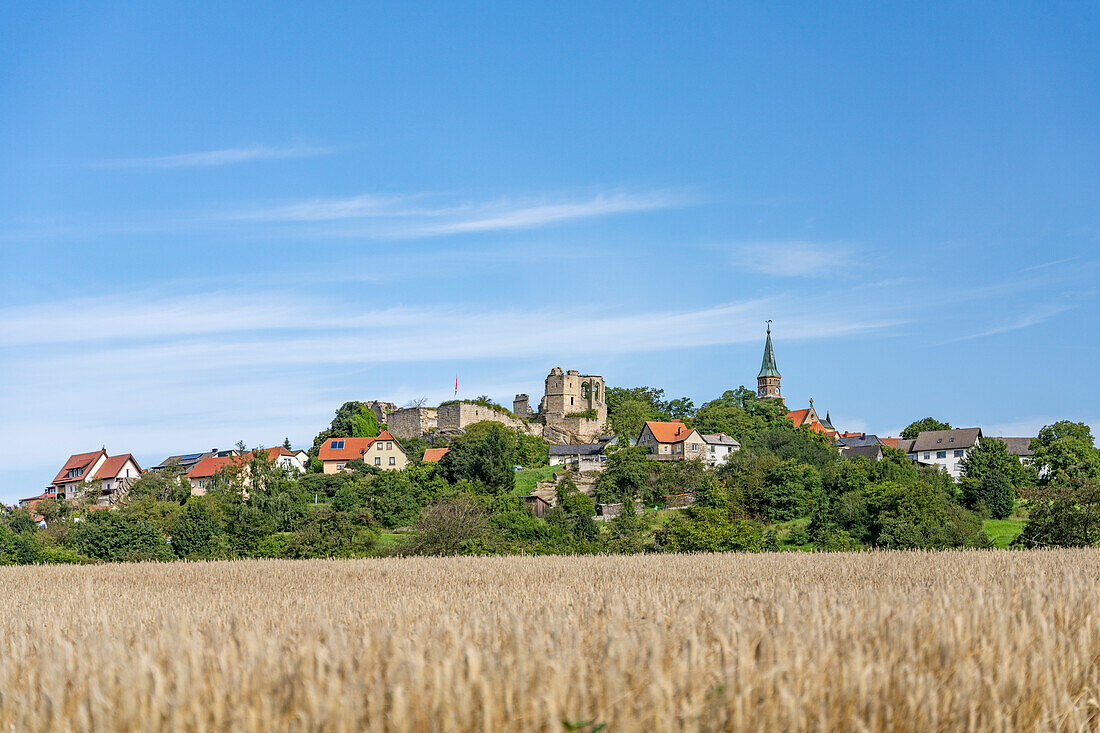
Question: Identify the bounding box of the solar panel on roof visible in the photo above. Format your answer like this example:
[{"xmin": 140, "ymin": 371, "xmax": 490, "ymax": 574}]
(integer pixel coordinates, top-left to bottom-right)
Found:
[{"xmin": 180, "ymin": 453, "xmax": 202, "ymax": 461}]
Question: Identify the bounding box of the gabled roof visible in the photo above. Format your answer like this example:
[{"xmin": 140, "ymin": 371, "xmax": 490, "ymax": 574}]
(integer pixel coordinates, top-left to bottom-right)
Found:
[
  {"xmin": 51, "ymin": 450, "xmax": 106, "ymax": 485},
  {"xmin": 758, "ymin": 324, "xmax": 781, "ymax": 379},
  {"xmin": 840, "ymin": 445, "xmax": 883, "ymax": 461},
  {"xmin": 642, "ymin": 420, "xmax": 698, "ymax": 444},
  {"xmin": 836, "ymin": 434, "xmax": 880, "ymax": 448},
  {"xmin": 701, "ymin": 433, "xmax": 740, "ymax": 447},
  {"xmin": 186, "ymin": 447, "xmax": 297, "ymax": 479},
  {"xmin": 786, "ymin": 409, "xmax": 812, "ymax": 428},
  {"xmin": 987, "ymin": 437, "xmax": 1035, "ymax": 457},
  {"xmin": 422, "ymin": 447, "xmax": 450, "ymax": 463},
  {"xmin": 317, "ymin": 431, "xmax": 403, "ymax": 462},
  {"xmin": 187, "ymin": 453, "xmax": 249, "ymax": 479},
  {"xmin": 94, "ymin": 454, "xmax": 141, "ymax": 480},
  {"xmin": 911, "ymin": 428, "xmax": 983, "ymax": 452}
]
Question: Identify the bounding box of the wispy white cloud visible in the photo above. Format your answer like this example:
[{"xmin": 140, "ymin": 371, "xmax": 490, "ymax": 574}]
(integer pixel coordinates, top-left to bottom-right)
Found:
[
  {"xmin": 728, "ymin": 242, "xmax": 853, "ymax": 277},
  {"xmin": 1021, "ymin": 257, "xmax": 1079, "ymax": 273},
  {"xmin": 946, "ymin": 302, "xmax": 1078, "ymax": 343},
  {"xmin": 98, "ymin": 145, "xmax": 335, "ymax": 169},
  {"xmin": 222, "ymin": 190, "xmax": 691, "ymax": 236}
]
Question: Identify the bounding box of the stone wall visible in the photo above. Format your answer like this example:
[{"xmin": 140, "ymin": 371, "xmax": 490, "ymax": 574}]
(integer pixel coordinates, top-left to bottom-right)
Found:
[
  {"xmin": 364, "ymin": 401, "xmax": 396, "ymax": 425},
  {"xmin": 387, "ymin": 407, "xmax": 438, "ymax": 440},
  {"xmin": 437, "ymin": 402, "xmax": 541, "ymax": 436}
]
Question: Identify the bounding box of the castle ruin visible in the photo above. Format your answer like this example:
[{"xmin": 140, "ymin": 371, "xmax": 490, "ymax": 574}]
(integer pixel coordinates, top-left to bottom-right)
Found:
[{"xmin": 363, "ymin": 366, "xmax": 608, "ymax": 444}]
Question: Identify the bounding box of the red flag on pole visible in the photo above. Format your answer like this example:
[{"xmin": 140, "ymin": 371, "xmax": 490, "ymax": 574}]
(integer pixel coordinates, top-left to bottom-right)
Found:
[{"xmin": 455, "ymin": 375, "xmax": 458, "ymax": 396}]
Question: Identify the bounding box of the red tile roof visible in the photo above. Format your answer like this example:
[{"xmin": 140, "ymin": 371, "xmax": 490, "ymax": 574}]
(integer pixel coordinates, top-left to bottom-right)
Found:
[
  {"xmin": 880, "ymin": 437, "xmax": 902, "ymax": 449},
  {"xmin": 94, "ymin": 454, "xmax": 141, "ymax": 480},
  {"xmin": 51, "ymin": 450, "xmax": 106, "ymax": 486},
  {"xmin": 187, "ymin": 453, "xmax": 249, "ymax": 480},
  {"xmin": 317, "ymin": 431, "xmax": 403, "ymax": 462},
  {"xmin": 421, "ymin": 447, "xmax": 449, "ymax": 463},
  {"xmin": 644, "ymin": 421, "xmax": 698, "ymax": 444},
  {"xmin": 786, "ymin": 409, "xmax": 812, "ymax": 428}
]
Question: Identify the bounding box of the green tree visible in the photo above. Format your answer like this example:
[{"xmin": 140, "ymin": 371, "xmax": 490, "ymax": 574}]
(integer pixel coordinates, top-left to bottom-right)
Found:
[
  {"xmin": 1015, "ymin": 477, "xmax": 1100, "ymax": 547},
  {"xmin": 759, "ymin": 460, "xmax": 820, "ymax": 521},
  {"xmin": 963, "ymin": 470, "xmax": 1014, "ymax": 519},
  {"xmin": 68, "ymin": 511, "xmax": 173, "ymax": 562},
  {"xmin": 351, "ymin": 407, "xmax": 380, "ymax": 438},
  {"xmin": 401, "ymin": 498, "xmax": 491, "ymax": 556},
  {"xmin": 439, "ymin": 422, "xmax": 518, "ymax": 493},
  {"xmin": 127, "ymin": 467, "xmax": 191, "ymax": 503},
  {"xmin": 170, "ymin": 499, "xmax": 222, "ymax": 558},
  {"xmin": 595, "ymin": 446, "xmax": 651, "ymax": 504},
  {"xmin": 1030, "ymin": 421, "xmax": 1100, "ymax": 483},
  {"xmin": 901, "ymin": 417, "xmax": 952, "ymax": 440},
  {"xmin": 960, "ymin": 437, "xmax": 1033, "ymax": 490},
  {"xmin": 609, "ymin": 398, "xmax": 655, "ymax": 440}
]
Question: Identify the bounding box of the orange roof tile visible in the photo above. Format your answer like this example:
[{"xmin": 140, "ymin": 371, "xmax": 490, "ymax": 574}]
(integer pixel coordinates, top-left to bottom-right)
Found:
[
  {"xmin": 94, "ymin": 454, "xmax": 141, "ymax": 480},
  {"xmin": 317, "ymin": 431, "xmax": 403, "ymax": 462},
  {"xmin": 187, "ymin": 453, "xmax": 249, "ymax": 480},
  {"xmin": 880, "ymin": 437, "xmax": 902, "ymax": 449},
  {"xmin": 422, "ymin": 447, "xmax": 450, "ymax": 463},
  {"xmin": 786, "ymin": 409, "xmax": 811, "ymax": 428},
  {"xmin": 643, "ymin": 421, "xmax": 698, "ymax": 444}
]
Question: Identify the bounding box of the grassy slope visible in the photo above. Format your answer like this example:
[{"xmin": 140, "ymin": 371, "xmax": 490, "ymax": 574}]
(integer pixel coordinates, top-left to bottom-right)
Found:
[
  {"xmin": 984, "ymin": 519, "xmax": 1026, "ymax": 548},
  {"xmin": 513, "ymin": 465, "xmax": 560, "ymax": 495}
]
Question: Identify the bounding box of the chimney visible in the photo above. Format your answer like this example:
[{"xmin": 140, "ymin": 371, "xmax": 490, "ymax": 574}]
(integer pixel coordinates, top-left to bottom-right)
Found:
[{"xmin": 211, "ymin": 448, "xmax": 218, "ymax": 454}]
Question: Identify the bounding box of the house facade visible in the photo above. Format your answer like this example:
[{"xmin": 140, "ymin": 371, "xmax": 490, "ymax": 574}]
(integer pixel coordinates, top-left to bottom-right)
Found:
[
  {"xmin": 906, "ymin": 428, "xmax": 983, "ymax": 479},
  {"xmin": 638, "ymin": 420, "xmax": 707, "ymax": 461},
  {"xmin": 701, "ymin": 433, "xmax": 740, "ymax": 467},
  {"xmin": 186, "ymin": 447, "xmax": 306, "ymax": 496},
  {"xmin": 317, "ymin": 431, "xmax": 408, "ymax": 474},
  {"xmin": 41, "ymin": 450, "xmax": 142, "ymax": 505}
]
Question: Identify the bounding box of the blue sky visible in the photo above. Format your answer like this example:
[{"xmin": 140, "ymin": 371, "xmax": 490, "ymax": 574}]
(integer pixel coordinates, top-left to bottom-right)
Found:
[{"xmin": 1, "ymin": 2, "xmax": 1097, "ymax": 501}]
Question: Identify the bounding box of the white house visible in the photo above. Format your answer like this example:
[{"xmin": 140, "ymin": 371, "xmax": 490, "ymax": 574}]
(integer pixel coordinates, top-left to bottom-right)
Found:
[
  {"xmin": 701, "ymin": 433, "xmax": 740, "ymax": 467},
  {"xmin": 906, "ymin": 428, "xmax": 982, "ymax": 480}
]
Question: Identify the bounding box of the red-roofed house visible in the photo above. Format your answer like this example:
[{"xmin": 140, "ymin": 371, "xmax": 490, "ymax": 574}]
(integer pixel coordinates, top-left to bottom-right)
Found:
[
  {"xmin": 317, "ymin": 431, "xmax": 408, "ymax": 474},
  {"xmin": 638, "ymin": 420, "xmax": 707, "ymax": 461},
  {"xmin": 186, "ymin": 447, "xmax": 306, "ymax": 495},
  {"xmin": 45, "ymin": 450, "xmax": 142, "ymax": 505},
  {"xmin": 421, "ymin": 447, "xmax": 450, "ymax": 464}
]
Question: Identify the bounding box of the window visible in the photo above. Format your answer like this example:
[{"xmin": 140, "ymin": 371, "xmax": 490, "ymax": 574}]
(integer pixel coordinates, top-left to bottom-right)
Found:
[
  {"xmin": 692, "ymin": 444, "xmax": 699, "ymax": 452},
  {"xmin": 377, "ymin": 442, "xmax": 383, "ymax": 450},
  {"xmin": 330, "ymin": 440, "xmax": 344, "ymax": 450},
  {"xmin": 386, "ymin": 442, "xmax": 392, "ymax": 450},
  {"xmin": 923, "ymin": 453, "xmax": 930, "ymax": 460},
  {"xmin": 937, "ymin": 451, "xmax": 947, "ymax": 459},
  {"xmin": 954, "ymin": 450, "xmax": 964, "ymax": 458},
  {"xmin": 570, "ymin": 397, "xmax": 574, "ymax": 405},
  {"xmin": 374, "ymin": 457, "xmax": 381, "ymax": 466},
  {"xmin": 336, "ymin": 464, "xmax": 344, "ymax": 471},
  {"xmin": 389, "ymin": 457, "xmax": 395, "ymax": 465}
]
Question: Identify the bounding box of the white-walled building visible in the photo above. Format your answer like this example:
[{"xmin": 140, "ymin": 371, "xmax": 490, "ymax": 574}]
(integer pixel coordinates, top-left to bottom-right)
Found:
[
  {"xmin": 906, "ymin": 428, "xmax": 983, "ymax": 480},
  {"xmin": 701, "ymin": 433, "xmax": 740, "ymax": 467}
]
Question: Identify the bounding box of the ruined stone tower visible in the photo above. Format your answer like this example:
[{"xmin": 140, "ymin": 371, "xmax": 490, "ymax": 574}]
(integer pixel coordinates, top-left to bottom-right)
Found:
[{"xmin": 535, "ymin": 367, "xmax": 608, "ymax": 443}]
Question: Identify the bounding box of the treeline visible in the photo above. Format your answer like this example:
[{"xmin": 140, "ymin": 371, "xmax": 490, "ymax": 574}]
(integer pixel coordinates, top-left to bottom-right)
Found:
[{"xmin": 4, "ymin": 388, "xmax": 1099, "ymax": 563}]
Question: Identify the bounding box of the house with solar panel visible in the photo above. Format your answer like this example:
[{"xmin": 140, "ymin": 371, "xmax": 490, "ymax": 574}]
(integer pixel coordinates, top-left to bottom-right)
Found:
[{"xmin": 151, "ymin": 448, "xmax": 240, "ymax": 474}]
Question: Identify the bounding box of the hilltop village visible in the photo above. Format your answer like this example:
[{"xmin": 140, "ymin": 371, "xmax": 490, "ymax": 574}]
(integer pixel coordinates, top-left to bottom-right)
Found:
[{"xmin": 8, "ymin": 325, "xmax": 1096, "ymax": 562}]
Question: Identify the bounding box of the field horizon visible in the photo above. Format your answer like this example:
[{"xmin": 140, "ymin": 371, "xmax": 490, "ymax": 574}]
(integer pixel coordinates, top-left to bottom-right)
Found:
[{"xmin": 4, "ymin": 549, "xmax": 1099, "ymax": 731}]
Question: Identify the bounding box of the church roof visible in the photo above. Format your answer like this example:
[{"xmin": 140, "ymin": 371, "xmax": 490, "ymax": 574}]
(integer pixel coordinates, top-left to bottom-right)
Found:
[{"xmin": 757, "ymin": 324, "xmax": 781, "ymax": 378}]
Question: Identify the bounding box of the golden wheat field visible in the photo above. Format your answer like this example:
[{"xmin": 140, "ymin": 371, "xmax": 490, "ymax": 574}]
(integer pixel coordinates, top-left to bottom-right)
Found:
[{"xmin": 3, "ymin": 550, "xmax": 1100, "ymax": 732}]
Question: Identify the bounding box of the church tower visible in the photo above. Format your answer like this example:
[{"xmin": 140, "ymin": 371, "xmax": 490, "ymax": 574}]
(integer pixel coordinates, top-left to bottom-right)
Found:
[{"xmin": 757, "ymin": 321, "xmax": 782, "ymax": 399}]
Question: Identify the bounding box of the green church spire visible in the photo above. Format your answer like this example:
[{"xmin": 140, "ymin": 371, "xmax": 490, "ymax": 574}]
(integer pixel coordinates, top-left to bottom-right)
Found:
[{"xmin": 758, "ymin": 321, "xmax": 781, "ymax": 379}]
